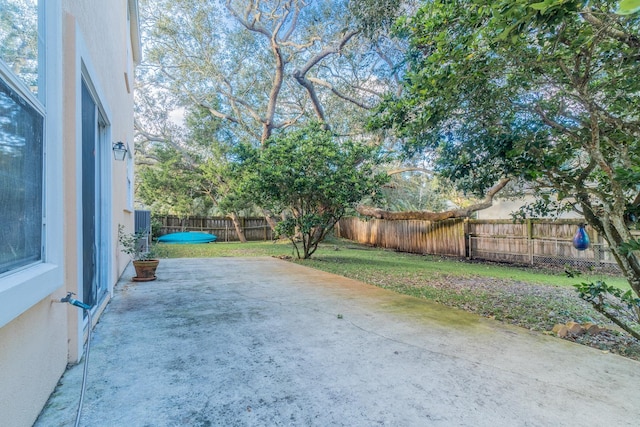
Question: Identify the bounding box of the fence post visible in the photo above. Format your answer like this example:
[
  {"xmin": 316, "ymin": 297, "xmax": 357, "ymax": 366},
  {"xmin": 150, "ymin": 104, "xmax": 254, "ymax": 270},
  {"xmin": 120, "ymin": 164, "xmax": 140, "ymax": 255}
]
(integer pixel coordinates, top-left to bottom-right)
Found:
[
  {"xmin": 459, "ymin": 219, "xmax": 465, "ymax": 257},
  {"xmin": 527, "ymin": 219, "xmax": 534, "ymax": 265},
  {"xmin": 464, "ymin": 219, "xmax": 470, "ymax": 259},
  {"xmin": 593, "ymin": 228, "xmax": 601, "ymax": 267}
]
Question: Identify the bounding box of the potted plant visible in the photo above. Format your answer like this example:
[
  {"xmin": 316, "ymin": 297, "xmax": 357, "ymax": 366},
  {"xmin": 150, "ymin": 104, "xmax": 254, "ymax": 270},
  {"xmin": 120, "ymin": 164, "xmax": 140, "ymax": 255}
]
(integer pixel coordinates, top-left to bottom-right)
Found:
[{"xmin": 118, "ymin": 224, "xmax": 161, "ymax": 281}]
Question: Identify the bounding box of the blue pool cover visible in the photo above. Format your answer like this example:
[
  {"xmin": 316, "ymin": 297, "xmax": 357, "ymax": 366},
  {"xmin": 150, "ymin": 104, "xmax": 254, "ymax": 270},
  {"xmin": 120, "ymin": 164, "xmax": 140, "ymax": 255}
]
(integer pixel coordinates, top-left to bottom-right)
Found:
[{"xmin": 157, "ymin": 232, "xmax": 217, "ymax": 244}]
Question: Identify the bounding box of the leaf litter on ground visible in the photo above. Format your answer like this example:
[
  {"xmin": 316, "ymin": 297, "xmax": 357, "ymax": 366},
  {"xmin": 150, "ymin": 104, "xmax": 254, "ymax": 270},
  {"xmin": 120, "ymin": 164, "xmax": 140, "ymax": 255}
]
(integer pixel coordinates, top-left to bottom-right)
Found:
[{"xmin": 303, "ymin": 248, "xmax": 640, "ymax": 361}]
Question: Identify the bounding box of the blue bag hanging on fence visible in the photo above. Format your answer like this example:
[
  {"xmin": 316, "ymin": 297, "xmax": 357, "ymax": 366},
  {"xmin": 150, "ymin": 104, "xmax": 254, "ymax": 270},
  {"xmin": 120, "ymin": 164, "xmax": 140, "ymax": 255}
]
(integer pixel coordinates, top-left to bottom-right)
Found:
[{"xmin": 572, "ymin": 224, "xmax": 590, "ymax": 251}]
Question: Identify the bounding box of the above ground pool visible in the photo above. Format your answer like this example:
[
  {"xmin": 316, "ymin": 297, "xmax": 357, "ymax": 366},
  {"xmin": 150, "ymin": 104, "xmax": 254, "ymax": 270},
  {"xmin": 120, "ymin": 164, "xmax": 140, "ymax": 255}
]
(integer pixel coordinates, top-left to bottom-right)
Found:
[{"xmin": 157, "ymin": 232, "xmax": 217, "ymax": 244}]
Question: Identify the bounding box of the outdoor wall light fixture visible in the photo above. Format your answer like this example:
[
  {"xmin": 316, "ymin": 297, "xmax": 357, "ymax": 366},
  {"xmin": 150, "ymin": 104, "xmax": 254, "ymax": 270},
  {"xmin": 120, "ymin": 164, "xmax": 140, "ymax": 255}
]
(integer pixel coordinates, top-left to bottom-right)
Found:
[{"xmin": 112, "ymin": 141, "xmax": 128, "ymax": 161}]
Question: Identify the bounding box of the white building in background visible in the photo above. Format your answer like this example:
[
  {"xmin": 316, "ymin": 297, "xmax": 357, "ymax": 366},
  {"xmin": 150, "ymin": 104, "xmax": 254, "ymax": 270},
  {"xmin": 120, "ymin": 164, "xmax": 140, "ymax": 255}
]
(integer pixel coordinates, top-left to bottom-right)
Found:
[
  {"xmin": 0, "ymin": 1, "xmax": 140, "ymax": 425},
  {"xmin": 476, "ymin": 195, "xmax": 583, "ymax": 220}
]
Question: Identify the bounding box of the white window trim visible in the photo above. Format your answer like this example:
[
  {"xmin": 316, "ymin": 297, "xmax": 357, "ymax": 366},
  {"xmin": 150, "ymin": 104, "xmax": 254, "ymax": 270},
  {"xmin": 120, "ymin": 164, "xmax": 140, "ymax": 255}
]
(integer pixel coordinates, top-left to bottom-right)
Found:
[
  {"xmin": 126, "ymin": 143, "xmax": 134, "ymax": 212},
  {"xmin": 73, "ymin": 25, "xmax": 114, "ymax": 313},
  {"xmin": 68, "ymin": 26, "xmax": 117, "ymax": 360},
  {"xmin": 0, "ymin": 0, "xmax": 64, "ymax": 328}
]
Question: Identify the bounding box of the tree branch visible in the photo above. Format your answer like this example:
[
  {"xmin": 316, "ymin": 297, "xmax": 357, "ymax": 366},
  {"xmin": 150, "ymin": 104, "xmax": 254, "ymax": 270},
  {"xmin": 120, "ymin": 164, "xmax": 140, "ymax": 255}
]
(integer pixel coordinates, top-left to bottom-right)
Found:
[
  {"xmin": 225, "ymin": 0, "xmax": 270, "ymax": 37},
  {"xmin": 293, "ymin": 29, "xmax": 360, "ymax": 124},
  {"xmin": 297, "ymin": 30, "xmax": 359, "ymax": 76},
  {"xmin": 386, "ymin": 167, "xmax": 433, "ymax": 176},
  {"xmin": 293, "ymin": 72, "xmax": 328, "ymax": 123},
  {"xmin": 307, "ymin": 77, "xmax": 374, "ymax": 109},
  {"xmin": 580, "ymin": 8, "xmax": 640, "ymax": 49},
  {"xmin": 533, "ymin": 104, "xmax": 580, "ymax": 137},
  {"xmin": 134, "ymin": 118, "xmax": 197, "ymax": 167},
  {"xmin": 357, "ymin": 178, "xmax": 511, "ymax": 221}
]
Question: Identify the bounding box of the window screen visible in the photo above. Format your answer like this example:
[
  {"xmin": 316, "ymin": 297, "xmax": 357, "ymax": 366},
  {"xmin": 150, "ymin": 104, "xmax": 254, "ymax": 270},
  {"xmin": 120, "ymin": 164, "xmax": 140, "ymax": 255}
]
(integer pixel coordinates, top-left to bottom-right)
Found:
[{"xmin": 0, "ymin": 77, "xmax": 43, "ymax": 274}]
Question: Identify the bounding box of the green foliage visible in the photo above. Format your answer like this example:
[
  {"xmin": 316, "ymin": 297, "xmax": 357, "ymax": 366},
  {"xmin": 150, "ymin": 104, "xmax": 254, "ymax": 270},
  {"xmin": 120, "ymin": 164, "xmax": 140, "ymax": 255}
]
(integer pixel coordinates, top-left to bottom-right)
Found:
[
  {"xmin": 620, "ymin": 238, "xmax": 640, "ymax": 255},
  {"xmin": 372, "ymin": 0, "xmax": 640, "ymax": 195},
  {"xmin": 137, "ymin": 0, "xmax": 402, "ymax": 221},
  {"xmin": 371, "ymin": 0, "xmax": 640, "ymax": 297},
  {"xmin": 510, "ymin": 191, "xmax": 573, "ymax": 221},
  {"xmin": 118, "ymin": 225, "xmax": 163, "ymax": 261},
  {"xmin": 241, "ymin": 122, "xmax": 388, "ymax": 259},
  {"xmin": 136, "ymin": 146, "xmax": 207, "ymax": 217},
  {"xmin": 575, "ymin": 281, "xmax": 640, "ymax": 339},
  {"xmin": 139, "ymin": 0, "xmax": 398, "ymax": 146},
  {"xmin": 575, "ymin": 281, "xmax": 640, "ymax": 310},
  {"xmin": 348, "ymin": 0, "xmax": 405, "ymax": 36},
  {"xmin": 618, "ymin": 0, "xmax": 640, "ymax": 15}
]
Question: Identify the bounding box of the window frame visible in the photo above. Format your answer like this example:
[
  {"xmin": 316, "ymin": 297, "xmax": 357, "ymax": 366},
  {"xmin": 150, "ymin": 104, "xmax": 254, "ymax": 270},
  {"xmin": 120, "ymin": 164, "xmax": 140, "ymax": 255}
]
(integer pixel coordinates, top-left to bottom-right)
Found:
[
  {"xmin": 0, "ymin": 75, "xmax": 44, "ymax": 275},
  {"xmin": 0, "ymin": 0, "xmax": 63, "ymax": 328}
]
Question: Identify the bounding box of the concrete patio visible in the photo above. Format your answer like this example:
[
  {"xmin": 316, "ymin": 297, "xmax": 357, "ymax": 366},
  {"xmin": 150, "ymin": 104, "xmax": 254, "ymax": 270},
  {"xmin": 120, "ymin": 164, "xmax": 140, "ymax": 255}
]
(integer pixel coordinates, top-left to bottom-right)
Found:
[{"xmin": 36, "ymin": 257, "xmax": 640, "ymax": 426}]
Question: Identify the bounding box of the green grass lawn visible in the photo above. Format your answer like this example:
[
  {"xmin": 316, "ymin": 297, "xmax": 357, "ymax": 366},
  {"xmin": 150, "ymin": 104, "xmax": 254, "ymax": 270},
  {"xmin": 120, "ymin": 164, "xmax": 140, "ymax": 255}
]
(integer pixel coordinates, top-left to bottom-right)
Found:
[{"xmin": 160, "ymin": 238, "xmax": 630, "ymax": 290}]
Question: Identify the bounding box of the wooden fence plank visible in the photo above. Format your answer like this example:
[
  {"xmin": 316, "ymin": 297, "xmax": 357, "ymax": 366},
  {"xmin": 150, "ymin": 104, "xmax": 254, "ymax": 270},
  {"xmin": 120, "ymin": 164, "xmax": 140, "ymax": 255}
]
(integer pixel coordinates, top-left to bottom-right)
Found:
[
  {"xmin": 157, "ymin": 216, "xmax": 272, "ymax": 242},
  {"xmin": 336, "ymin": 217, "xmax": 638, "ymax": 271},
  {"xmin": 335, "ymin": 218, "xmax": 466, "ymax": 257}
]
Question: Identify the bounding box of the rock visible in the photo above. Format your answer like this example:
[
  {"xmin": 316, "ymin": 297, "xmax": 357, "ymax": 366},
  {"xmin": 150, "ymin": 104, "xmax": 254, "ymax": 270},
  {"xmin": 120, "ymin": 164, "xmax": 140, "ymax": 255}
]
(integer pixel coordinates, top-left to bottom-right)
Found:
[
  {"xmin": 552, "ymin": 324, "xmax": 569, "ymax": 338},
  {"xmin": 583, "ymin": 322, "xmax": 595, "ymax": 330},
  {"xmin": 566, "ymin": 321, "xmax": 586, "ymax": 336},
  {"xmin": 585, "ymin": 323, "xmax": 602, "ymax": 335}
]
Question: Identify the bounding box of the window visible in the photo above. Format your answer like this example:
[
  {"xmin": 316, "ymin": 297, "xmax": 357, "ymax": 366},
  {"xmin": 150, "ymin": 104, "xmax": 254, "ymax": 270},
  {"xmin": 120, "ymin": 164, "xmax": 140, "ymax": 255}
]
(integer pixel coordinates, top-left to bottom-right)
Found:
[
  {"xmin": 0, "ymin": 0, "xmax": 62, "ymax": 328},
  {"xmin": 0, "ymin": 78, "xmax": 43, "ymax": 274},
  {"xmin": 0, "ymin": 0, "xmax": 41, "ymax": 98},
  {"xmin": 0, "ymin": 0, "xmax": 43, "ymax": 276}
]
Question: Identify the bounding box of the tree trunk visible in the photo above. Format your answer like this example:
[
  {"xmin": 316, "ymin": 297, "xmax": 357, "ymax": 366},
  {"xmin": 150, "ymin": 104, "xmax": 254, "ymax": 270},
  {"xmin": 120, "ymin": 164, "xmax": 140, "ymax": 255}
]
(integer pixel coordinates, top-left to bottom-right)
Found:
[
  {"xmin": 356, "ymin": 178, "xmax": 510, "ymax": 221},
  {"xmin": 581, "ymin": 200, "xmax": 640, "ymax": 297},
  {"xmin": 262, "ymin": 209, "xmax": 278, "ymax": 234},
  {"xmin": 228, "ymin": 211, "xmax": 247, "ymax": 243}
]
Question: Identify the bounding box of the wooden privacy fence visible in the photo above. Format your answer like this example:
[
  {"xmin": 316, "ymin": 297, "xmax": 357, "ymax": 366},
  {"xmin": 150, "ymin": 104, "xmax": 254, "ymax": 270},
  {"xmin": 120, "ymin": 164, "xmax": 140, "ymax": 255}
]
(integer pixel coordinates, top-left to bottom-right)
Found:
[
  {"xmin": 336, "ymin": 217, "xmax": 640, "ymax": 270},
  {"xmin": 335, "ymin": 217, "xmax": 466, "ymax": 257},
  {"xmin": 157, "ymin": 216, "xmax": 273, "ymax": 242},
  {"xmin": 467, "ymin": 219, "xmax": 622, "ymax": 268}
]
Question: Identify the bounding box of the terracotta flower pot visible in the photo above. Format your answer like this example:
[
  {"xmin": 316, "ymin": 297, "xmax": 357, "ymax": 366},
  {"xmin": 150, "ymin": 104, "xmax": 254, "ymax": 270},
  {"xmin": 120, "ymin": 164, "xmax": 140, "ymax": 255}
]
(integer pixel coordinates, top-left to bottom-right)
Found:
[{"xmin": 132, "ymin": 260, "xmax": 159, "ymax": 282}]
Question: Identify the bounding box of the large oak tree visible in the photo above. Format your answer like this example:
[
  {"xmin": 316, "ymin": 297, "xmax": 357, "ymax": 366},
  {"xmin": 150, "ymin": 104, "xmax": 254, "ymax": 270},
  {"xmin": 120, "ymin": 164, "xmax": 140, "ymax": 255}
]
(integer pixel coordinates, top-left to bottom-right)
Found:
[
  {"xmin": 135, "ymin": 0, "xmax": 402, "ymax": 234},
  {"xmin": 369, "ymin": 0, "xmax": 640, "ymax": 297}
]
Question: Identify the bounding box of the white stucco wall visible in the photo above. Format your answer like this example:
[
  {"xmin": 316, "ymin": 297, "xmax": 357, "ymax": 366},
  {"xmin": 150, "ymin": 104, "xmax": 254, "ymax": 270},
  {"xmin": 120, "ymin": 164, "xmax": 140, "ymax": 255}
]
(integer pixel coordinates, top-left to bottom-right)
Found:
[
  {"xmin": 61, "ymin": 0, "xmax": 136, "ymax": 293},
  {"xmin": 60, "ymin": 0, "xmax": 137, "ymax": 360},
  {"xmin": 0, "ymin": 298, "xmax": 68, "ymax": 426},
  {"xmin": 0, "ymin": 2, "xmax": 138, "ymax": 426}
]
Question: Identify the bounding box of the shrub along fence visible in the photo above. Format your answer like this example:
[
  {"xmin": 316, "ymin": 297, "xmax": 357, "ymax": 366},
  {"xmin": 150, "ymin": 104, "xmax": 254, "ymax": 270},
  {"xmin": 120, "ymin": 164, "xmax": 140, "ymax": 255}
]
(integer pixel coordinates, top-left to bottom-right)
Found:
[
  {"xmin": 156, "ymin": 216, "xmax": 273, "ymax": 242},
  {"xmin": 336, "ymin": 217, "xmax": 640, "ymax": 271}
]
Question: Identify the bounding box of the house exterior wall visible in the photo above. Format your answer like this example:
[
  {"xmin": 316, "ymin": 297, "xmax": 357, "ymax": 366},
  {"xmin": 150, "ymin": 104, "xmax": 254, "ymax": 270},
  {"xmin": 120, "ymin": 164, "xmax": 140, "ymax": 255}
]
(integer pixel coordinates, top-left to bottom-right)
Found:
[
  {"xmin": 0, "ymin": 298, "xmax": 68, "ymax": 426},
  {"xmin": 0, "ymin": 2, "xmax": 139, "ymax": 426}
]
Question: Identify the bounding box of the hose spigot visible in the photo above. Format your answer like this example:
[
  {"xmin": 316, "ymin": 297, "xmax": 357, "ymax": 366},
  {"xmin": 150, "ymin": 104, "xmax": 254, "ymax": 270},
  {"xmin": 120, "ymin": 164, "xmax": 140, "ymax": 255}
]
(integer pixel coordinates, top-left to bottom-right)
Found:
[{"xmin": 61, "ymin": 292, "xmax": 92, "ymax": 311}]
